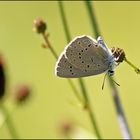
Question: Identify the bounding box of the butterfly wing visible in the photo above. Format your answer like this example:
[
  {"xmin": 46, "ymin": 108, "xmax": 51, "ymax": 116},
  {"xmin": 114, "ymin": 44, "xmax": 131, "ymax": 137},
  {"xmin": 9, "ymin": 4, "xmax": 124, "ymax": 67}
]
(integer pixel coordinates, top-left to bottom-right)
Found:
[
  {"xmin": 97, "ymin": 36, "xmax": 112, "ymax": 55},
  {"xmin": 55, "ymin": 35, "xmax": 114, "ymax": 78},
  {"xmin": 55, "ymin": 53, "xmax": 102, "ymax": 78},
  {"xmin": 64, "ymin": 35, "xmax": 112, "ymax": 75}
]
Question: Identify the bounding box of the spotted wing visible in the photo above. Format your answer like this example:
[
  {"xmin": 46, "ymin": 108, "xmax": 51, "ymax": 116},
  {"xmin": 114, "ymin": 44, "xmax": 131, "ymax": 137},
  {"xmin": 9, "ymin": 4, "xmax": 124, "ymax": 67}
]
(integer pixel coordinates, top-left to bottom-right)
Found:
[
  {"xmin": 64, "ymin": 35, "xmax": 112, "ymax": 75},
  {"xmin": 55, "ymin": 53, "xmax": 107, "ymax": 78}
]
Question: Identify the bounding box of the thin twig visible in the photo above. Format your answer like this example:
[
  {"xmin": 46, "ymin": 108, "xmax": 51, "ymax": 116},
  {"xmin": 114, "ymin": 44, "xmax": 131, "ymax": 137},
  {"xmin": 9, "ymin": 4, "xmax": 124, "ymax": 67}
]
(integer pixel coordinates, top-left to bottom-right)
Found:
[
  {"xmin": 85, "ymin": 1, "xmax": 132, "ymax": 139},
  {"xmin": 58, "ymin": 1, "xmax": 102, "ymax": 138},
  {"xmin": 42, "ymin": 33, "xmax": 58, "ymax": 60}
]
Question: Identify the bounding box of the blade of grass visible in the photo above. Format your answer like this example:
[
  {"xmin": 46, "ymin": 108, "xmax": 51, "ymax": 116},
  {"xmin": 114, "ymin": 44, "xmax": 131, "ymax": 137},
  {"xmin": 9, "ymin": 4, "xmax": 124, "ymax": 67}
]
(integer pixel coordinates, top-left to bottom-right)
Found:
[
  {"xmin": 85, "ymin": 1, "xmax": 132, "ymax": 139},
  {"xmin": 58, "ymin": 1, "xmax": 102, "ymax": 138}
]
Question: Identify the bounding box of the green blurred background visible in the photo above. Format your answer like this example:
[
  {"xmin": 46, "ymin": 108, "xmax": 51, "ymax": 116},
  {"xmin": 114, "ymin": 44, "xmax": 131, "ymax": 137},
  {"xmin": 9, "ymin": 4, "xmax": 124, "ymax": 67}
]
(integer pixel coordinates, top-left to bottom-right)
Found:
[{"xmin": 0, "ymin": 1, "xmax": 140, "ymax": 139}]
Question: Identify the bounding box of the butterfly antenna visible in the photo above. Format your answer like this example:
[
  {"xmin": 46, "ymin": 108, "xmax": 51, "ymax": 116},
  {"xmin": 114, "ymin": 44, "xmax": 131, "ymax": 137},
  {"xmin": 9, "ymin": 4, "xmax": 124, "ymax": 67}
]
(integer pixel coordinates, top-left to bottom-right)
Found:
[
  {"xmin": 124, "ymin": 57, "xmax": 140, "ymax": 74},
  {"xmin": 102, "ymin": 73, "xmax": 120, "ymax": 90},
  {"xmin": 110, "ymin": 77, "xmax": 120, "ymax": 87},
  {"xmin": 102, "ymin": 72, "xmax": 108, "ymax": 90}
]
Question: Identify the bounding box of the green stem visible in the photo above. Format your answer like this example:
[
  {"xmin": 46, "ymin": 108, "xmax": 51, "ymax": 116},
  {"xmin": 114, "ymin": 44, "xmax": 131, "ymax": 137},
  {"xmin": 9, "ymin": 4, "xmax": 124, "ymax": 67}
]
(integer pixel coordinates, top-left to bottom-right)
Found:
[
  {"xmin": 78, "ymin": 78, "xmax": 101, "ymax": 138},
  {"xmin": 0, "ymin": 102, "xmax": 18, "ymax": 138},
  {"xmin": 67, "ymin": 78, "xmax": 84, "ymax": 104},
  {"xmin": 58, "ymin": 1, "xmax": 101, "ymax": 138},
  {"xmin": 42, "ymin": 33, "xmax": 84, "ymax": 105},
  {"xmin": 124, "ymin": 57, "xmax": 140, "ymax": 74},
  {"xmin": 42, "ymin": 33, "xmax": 58, "ymax": 60},
  {"xmin": 85, "ymin": 1, "xmax": 132, "ymax": 138},
  {"xmin": 58, "ymin": 2, "xmax": 71, "ymax": 42},
  {"xmin": 85, "ymin": 1, "xmax": 100, "ymax": 39}
]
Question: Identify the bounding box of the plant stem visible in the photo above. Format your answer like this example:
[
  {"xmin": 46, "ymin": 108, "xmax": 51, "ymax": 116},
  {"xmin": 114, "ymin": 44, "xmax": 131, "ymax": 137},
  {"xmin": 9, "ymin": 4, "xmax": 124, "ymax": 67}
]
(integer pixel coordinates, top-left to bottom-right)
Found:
[
  {"xmin": 67, "ymin": 78, "xmax": 84, "ymax": 104},
  {"xmin": 108, "ymin": 77, "xmax": 132, "ymax": 139},
  {"xmin": 0, "ymin": 102, "xmax": 18, "ymax": 138},
  {"xmin": 42, "ymin": 33, "xmax": 58, "ymax": 60},
  {"xmin": 58, "ymin": 1, "xmax": 102, "ymax": 138},
  {"xmin": 85, "ymin": 1, "xmax": 100, "ymax": 39},
  {"xmin": 85, "ymin": 1, "xmax": 132, "ymax": 138},
  {"xmin": 42, "ymin": 33, "xmax": 84, "ymax": 105},
  {"xmin": 78, "ymin": 78, "xmax": 101, "ymax": 138},
  {"xmin": 124, "ymin": 57, "xmax": 140, "ymax": 74}
]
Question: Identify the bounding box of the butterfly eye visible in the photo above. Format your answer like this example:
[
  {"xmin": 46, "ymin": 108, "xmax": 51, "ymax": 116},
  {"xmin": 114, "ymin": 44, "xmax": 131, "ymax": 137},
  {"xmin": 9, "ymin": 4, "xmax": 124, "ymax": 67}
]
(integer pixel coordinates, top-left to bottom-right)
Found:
[
  {"xmin": 108, "ymin": 70, "xmax": 113, "ymax": 73},
  {"xmin": 108, "ymin": 70, "xmax": 114, "ymax": 76}
]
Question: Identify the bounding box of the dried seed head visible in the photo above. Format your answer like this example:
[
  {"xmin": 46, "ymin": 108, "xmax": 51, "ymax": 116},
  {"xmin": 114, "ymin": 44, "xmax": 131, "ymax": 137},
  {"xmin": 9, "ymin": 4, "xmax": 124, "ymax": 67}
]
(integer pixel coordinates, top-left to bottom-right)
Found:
[
  {"xmin": 33, "ymin": 18, "xmax": 47, "ymax": 34},
  {"xmin": 111, "ymin": 47, "xmax": 126, "ymax": 63},
  {"xmin": 0, "ymin": 55, "xmax": 5, "ymax": 99},
  {"xmin": 111, "ymin": 47, "xmax": 115, "ymax": 53},
  {"xmin": 14, "ymin": 84, "xmax": 31, "ymax": 104},
  {"xmin": 116, "ymin": 49, "xmax": 125, "ymax": 62}
]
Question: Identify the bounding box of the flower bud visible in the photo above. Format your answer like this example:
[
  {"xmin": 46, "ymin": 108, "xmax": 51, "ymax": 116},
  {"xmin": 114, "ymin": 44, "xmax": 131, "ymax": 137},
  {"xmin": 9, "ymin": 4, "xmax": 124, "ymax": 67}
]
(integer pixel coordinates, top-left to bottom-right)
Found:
[
  {"xmin": 33, "ymin": 18, "xmax": 47, "ymax": 34},
  {"xmin": 14, "ymin": 84, "xmax": 31, "ymax": 104}
]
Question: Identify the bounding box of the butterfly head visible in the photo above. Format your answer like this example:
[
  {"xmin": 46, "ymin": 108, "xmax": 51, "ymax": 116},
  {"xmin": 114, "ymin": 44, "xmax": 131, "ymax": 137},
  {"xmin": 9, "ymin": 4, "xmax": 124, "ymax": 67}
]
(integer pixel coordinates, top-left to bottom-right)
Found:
[
  {"xmin": 107, "ymin": 47, "xmax": 126, "ymax": 76},
  {"xmin": 108, "ymin": 69, "xmax": 114, "ymax": 76}
]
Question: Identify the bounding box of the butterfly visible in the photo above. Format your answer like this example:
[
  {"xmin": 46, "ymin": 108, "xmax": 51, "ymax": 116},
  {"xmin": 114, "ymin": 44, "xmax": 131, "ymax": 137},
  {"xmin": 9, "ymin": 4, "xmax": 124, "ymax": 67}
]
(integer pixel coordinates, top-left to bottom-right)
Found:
[{"xmin": 55, "ymin": 35, "xmax": 140, "ymax": 88}]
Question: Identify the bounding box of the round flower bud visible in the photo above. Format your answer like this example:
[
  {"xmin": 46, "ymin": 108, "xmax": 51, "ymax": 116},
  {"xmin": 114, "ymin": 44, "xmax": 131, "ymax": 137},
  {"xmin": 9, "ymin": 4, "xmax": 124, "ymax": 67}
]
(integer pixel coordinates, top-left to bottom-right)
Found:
[
  {"xmin": 33, "ymin": 18, "xmax": 47, "ymax": 34},
  {"xmin": 14, "ymin": 84, "xmax": 31, "ymax": 104}
]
